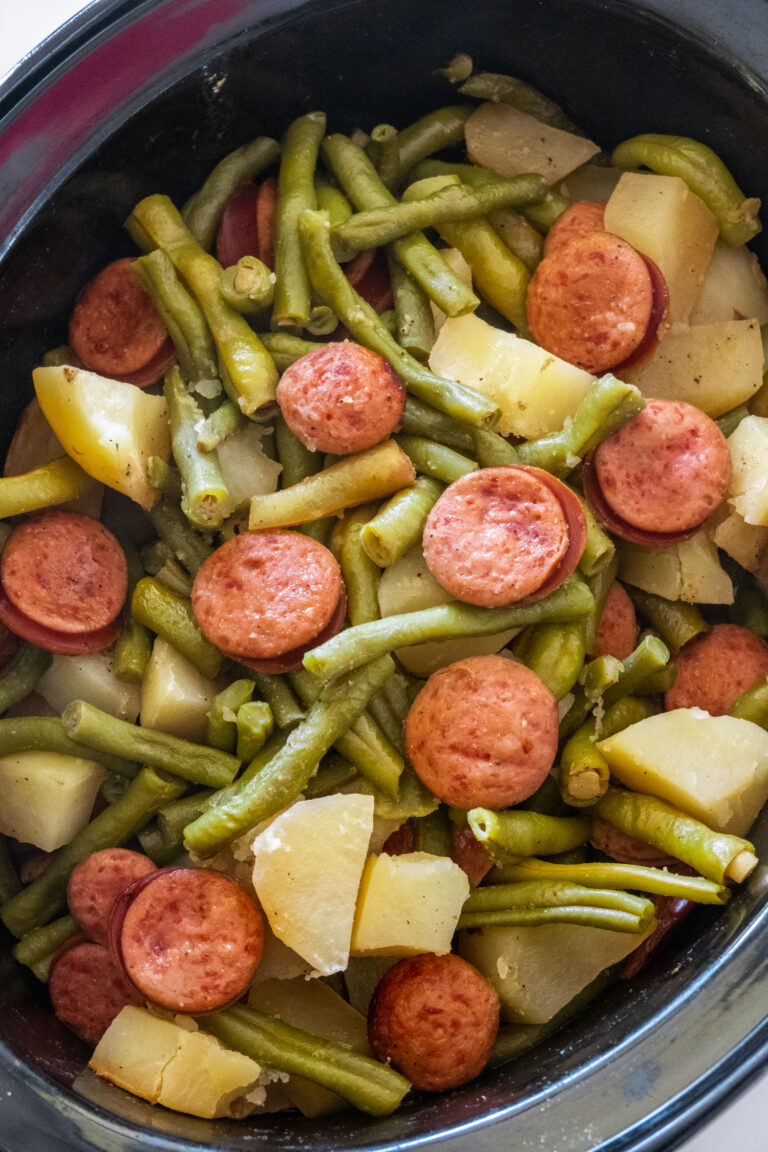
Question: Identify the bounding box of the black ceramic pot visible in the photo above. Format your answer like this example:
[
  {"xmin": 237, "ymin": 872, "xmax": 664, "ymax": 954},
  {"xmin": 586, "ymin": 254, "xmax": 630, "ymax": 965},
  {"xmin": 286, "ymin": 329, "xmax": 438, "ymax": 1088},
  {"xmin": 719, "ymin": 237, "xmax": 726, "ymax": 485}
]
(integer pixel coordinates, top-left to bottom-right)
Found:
[{"xmin": 0, "ymin": 2, "xmax": 767, "ymax": 1149}]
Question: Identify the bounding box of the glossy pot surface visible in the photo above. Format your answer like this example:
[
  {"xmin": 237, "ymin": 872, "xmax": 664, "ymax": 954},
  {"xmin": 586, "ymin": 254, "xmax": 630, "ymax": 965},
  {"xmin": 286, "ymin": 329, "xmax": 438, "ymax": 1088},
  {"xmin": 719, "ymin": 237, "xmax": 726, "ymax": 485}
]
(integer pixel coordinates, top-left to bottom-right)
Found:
[{"xmin": 0, "ymin": 2, "xmax": 767, "ymax": 1150}]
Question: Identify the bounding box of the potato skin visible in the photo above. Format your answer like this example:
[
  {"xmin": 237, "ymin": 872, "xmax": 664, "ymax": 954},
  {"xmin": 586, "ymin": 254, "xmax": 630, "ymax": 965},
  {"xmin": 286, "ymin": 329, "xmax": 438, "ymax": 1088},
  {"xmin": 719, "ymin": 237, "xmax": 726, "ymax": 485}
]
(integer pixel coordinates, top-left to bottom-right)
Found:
[{"xmin": 368, "ymin": 953, "xmax": 499, "ymax": 1091}]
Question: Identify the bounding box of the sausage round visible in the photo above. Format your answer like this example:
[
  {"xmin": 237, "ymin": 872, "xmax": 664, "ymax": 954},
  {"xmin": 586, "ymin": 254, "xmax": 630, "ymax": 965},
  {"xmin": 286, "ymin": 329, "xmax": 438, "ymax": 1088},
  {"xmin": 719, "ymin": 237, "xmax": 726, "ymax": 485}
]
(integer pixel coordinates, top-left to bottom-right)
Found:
[
  {"xmin": 69, "ymin": 258, "xmax": 169, "ymax": 377},
  {"xmin": 595, "ymin": 582, "xmax": 638, "ymax": 661},
  {"xmin": 592, "ymin": 399, "xmax": 731, "ymax": 536},
  {"xmin": 276, "ymin": 343, "xmax": 406, "ymax": 455},
  {"xmin": 368, "ymin": 953, "xmax": 499, "ymax": 1091},
  {"xmin": 67, "ymin": 848, "xmax": 157, "ymax": 946},
  {"xmin": 665, "ymin": 623, "xmax": 768, "ymax": 715},
  {"xmin": 544, "ymin": 200, "xmax": 606, "ymax": 255},
  {"xmin": 527, "ymin": 231, "xmax": 654, "ymax": 373},
  {"xmin": 114, "ymin": 868, "xmax": 264, "ymax": 1014},
  {"xmin": 217, "ymin": 179, "xmax": 278, "ymax": 269},
  {"xmin": 590, "ymin": 817, "xmax": 677, "ymax": 867},
  {"xmin": 422, "ymin": 465, "xmax": 585, "ymax": 607},
  {"xmin": 191, "ymin": 529, "xmax": 344, "ymax": 662},
  {"xmin": 237, "ymin": 589, "xmax": 346, "ymax": 675},
  {"xmin": 405, "ymin": 654, "xmax": 558, "ymax": 809},
  {"xmin": 0, "ymin": 583, "xmax": 122, "ymax": 655},
  {"xmin": 1, "ymin": 512, "xmax": 127, "ymax": 635},
  {"xmin": 450, "ymin": 823, "xmax": 493, "ymax": 887},
  {"xmin": 50, "ymin": 941, "xmax": 145, "ymax": 1046}
]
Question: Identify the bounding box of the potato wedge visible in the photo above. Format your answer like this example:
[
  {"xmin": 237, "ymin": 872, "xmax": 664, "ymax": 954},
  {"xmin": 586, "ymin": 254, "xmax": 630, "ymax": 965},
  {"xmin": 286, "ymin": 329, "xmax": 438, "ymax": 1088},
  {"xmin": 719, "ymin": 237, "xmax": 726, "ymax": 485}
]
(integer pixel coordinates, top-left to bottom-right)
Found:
[
  {"xmin": 618, "ymin": 531, "xmax": 733, "ymax": 604},
  {"xmin": 141, "ymin": 637, "xmax": 220, "ymax": 742},
  {"xmin": 690, "ymin": 240, "xmax": 768, "ymax": 325},
  {"xmin": 0, "ymin": 751, "xmax": 104, "ymax": 851},
  {"xmin": 466, "ymin": 102, "xmax": 599, "ymax": 184},
  {"xmin": 37, "ymin": 651, "xmax": 140, "ymax": 723},
  {"xmin": 728, "ymin": 414, "xmax": 768, "ymax": 525}
]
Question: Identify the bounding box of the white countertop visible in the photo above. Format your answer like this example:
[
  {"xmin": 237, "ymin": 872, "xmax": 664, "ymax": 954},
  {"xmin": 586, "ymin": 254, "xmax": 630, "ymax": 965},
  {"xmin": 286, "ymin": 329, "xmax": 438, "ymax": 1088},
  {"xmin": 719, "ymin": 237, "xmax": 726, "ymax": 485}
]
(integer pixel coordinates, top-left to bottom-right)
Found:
[{"xmin": 1, "ymin": 3, "xmax": 766, "ymax": 1149}]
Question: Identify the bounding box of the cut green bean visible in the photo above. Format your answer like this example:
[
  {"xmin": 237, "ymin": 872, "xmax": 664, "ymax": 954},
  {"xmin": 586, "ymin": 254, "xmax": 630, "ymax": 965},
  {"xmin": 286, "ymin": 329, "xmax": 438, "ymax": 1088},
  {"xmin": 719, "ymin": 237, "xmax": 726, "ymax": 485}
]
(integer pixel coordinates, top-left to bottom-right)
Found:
[
  {"xmin": 219, "ymin": 256, "xmax": 275, "ymax": 314},
  {"xmin": 0, "ymin": 644, "xmax": 52, "ymax": 716},
  {"xmin": 461, "ymin": 878, "xmax": 654, "ymax": 918},
  {"xmin": 365, "ymin": 691, "xmax": 405, "ymax": 755},
  {"xmin": 601, "ymin": 635, "xmax": 671, "ymax": 709},
  {"xmin": 730, "ymin": 676, "xmax": 768, "ymax": 728},
  {"xmin": 273, "ymin": 112, "xmax": 326, "ymax": 328},
  {"xmin": 732, "ymin": 582, "xmax": 768, "ymax": 638},
  {"xmin": 0, "ymin": 457, "xmax": 98, "ymax": 519},
  {"xmin": 332, "ymin": 506, "xmax": 381, "ymax": 627},
  {"xmin": 200, "ymin": 1003, "xmax": 410, "ymax": 1116},
  {"xmin": 394, "ymin": 106, "xmax": 472, "ymax": 179},
  {"xmin": 184, "ymin": 656, "xmax": 395, "ymax": 852},
  {"xmin": 148, "ymin": 496, "xmax": 213, "ymax": 577},
  {"xmin": 579, "ymin": 504, "xmax": 616, "ymax": 580},
  {"xmin": 1, "ymin": 767, "xmax": 184, "ymax": 937},
  {"xmin": 458, "ymin": 906, "xmax": 649, "ymax": 933},
  {"xmin": 133, "ymin": 249, "xmax": 219, "ymax": 386},
  {"xmin": 413, "ymin": 807, "xmax": 451, "ymax": 856},
  {"xmin": 490, "ymin": 858, "xmax": 730, "ymax": 904},
  {"xmin": 410, "ymin": 159, "xmax": 570, "ymax": 231},
  {"xmin": 132, "ymin": 577, "xmax": 222, "ymax": 679},
  {"xmin": 157, "ymin": 790, "xmax": 214, "ymax": 843},
  {"xmin": 467, "ymin": 808, "xmax": 591, "ymax": 861},
  {"xmin": 113, "ymin": 619, "xmax": 152, "ymax": 685},
  {"xmin": 315, "ymin": 179, "xmax": 353, "ymax": 234},
  {"xmin": 523, "ymin": 189, "xmax": 570, "ymax": 231},
  {"xmin": 14, "ymin": 915, "xmax": 80, "ymax": 981},
  {"xmin": 360, "ymin": 476, "xmax": 443, "ymax": 567},
  {"xmin": 304, "ymin": 575, "xmax": 593, "ymax": 683},
  {"xmin": 0, "ymin": 716, "xmax": 138, "ymax": 777},
  {"xmin": 247, "ymin": 670, "xmax": 305, "ymax": 729},
  {"xmin": 304, "ymin": 754, "xmax": 359, "ymax": 798},
  {"xmin": 395, "ymin": 435, "xmax": 477, "ymax": 484},
  {"xmin": 196, "ymin": 399, "xmax": 243, "ymax": 453},
  {"xmin": 371, "ymin": 123, "xmax": 401, "ymax": 189},
  {"xmin": 137, "ymin": 820, "xmax": 185, "ymax": 867},
  {"xmin": 207, "ymin": 679, "xmax": 255, "ymax": 752},
  {"xmin": 559, "ymin": 721, "xmax": 611, "ymax": 807},
  {"xmin": 165, "ymin": 367, "xmax": 229, "ymax": 528},
  {"xmin": 183, "ymin": 137, "xmax": 280, "ymax": 249},
  {"xmin": 629, "ymin": 588, "xmax": 708, "ymax": 651},
  {"xmin": 236, "ymin": 701, "xmax": 274, "ymax": 761},
  {"xmin": 387, "ymin": 255, "xmax": 435, "ymax": 362},
  {"xmin": 522, "ymin": 621, "xmax": 586, "ymax": 700},
  {"xmin": 458, "ymin": 73, "xmax": 581, "ymax": 132},
  {"xmin": 257, "ymin": 332, "xmax": 322, "ymax": 372},
  {"xmin": 399, "ymin": 396, "xmax": 475, "ymax": 455},
  {"xmin": 487, "ymin": 208, "xmax": 544, "ymax": 271},
  {"xmin": 62, "ymin": 700, "xmax": 239, "ymax": 789},
  {"xmin": 471, "ymin": 428, "xmax": 520, "ymax": 468},
  {"xmin": 147, "ymin": 456, "xmax": 182, "ymax": 498}
]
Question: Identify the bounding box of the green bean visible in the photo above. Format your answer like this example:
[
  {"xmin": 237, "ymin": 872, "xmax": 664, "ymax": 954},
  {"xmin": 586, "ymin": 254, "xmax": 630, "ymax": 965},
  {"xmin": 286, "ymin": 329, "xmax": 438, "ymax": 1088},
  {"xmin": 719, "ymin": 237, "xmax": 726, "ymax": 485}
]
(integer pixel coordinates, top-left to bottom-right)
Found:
[
  {"xmin": 0, "ymin": 716, "xmax": 138, "ymax": 777},
  {"xmin": 62, "ymin": 700, "xmax": 239, "ymax": 789},
  {"xmin": 522, "ymin": 621, "xmax": 586, "ymax": 700},
  {"xmin": 127, "ymin": 194, "xmax": 278, "ymax": 415},
  {"xmin": 200, "ymin": 1002, "xmax": 410, "ymax": 1116},
  {"xmin": 157, "ymin": 790, "xmax": 214, "ymax": 843},
  {"xmin": 184, "ymin": 655, "xmax": 395, "ymax": 853},
  {"xmin": 395, "ymin": 435, "xmax": 476, "ymax": 485},
  {"xmin": 322, "ymin": 134, "xmax": 479, "ymax": 318},
  {"xmin": 304, "ymin": 753, "xmax": 359, "ymax": 798},
  {"xmin": 438, "ymin": 53, "xmax": 473, "ymax": 84},
  {"xmin": 13, "ymin": 915, "xmax": 80, "ymax": 981},
  {"xmin": 394, "ymin": 106, "xmax": 472, "ymax": 179},
  {"xmin": 490, "ymin": 858, "xmax": 729, "ymax": 904},
  {"xmin": 249, "ymin": 441, "xmax": 416, "ymax": 530},
  {"xmin": 332, "ymin": 506, "xmax": 381, "ymax": 627},
  {"xmin": 0, "ymin": 457, "xmax": 98, "ymax": 519},
  {"xmin": 148, "ymin": 558, "xmax": 192, "ymax": 598},
  {"xmin": 360, "ymin": 476, "xmax": 443, "ymax": 568},
  {"xmin": 315, "ymin": 179, "xmax": 353, "ymax": 234},
  {"xmin": 435, "ymin": 215, "xmax": 530, "ymax": 332},
  {"xmin": 595, "ymin": 788, "xmax": 757, "ymax": 885},
  {"xmin": 520, "ymin": 774, "xmax": 571, "ymax": 817},
  {"xmin": 559, "ymin": 655, "xmax": 622, "ymax": 742},
  {"xmin": 579, "ymin": 505, "xmax": 616, "ymax": 580},
  {"xmin": 365, "ymin": 691, "xmax": 404, "ymax": 755},
  {"xmin": 236, "ymin": 701, "xmax": 274, "ymax": 761},
  {"xmin": 257, "ymin": 332, "xmax": 322, "ymax": 372},
  {"xmin": 369, "ymin": 123, "xmax": 401, "ymax": 189},
  {"xmin": 629, "ymin": 588, "xmax": 708, "ymax": 651},
  {"xmin": 559, "ymin": 721, "xmax": 610, "ymax": 807},
  {"xmin": 730, "ymin": 676, "xmax": 768, "ymax": 728},
  {"xmin": 273, "ymin": 422, "xmax": 336, "ymax": 544},
  {"xmin": 195, "ymin": 399, "xmax": 243, "ymax": 453},
  {"xmin": 413, "ymin": 807, "xmax": 451, "ymax": 856},
  {"xmin": 219, "ymin": 256, "xmax": 275, "ymax": 314},
  {"xmin": 148, "ymin": 496, "xmax": 213, "ymax": 578},
  {"xmin": 132, "ymin": 577, "xmax": 221, "ymax": 679},
  {"xmin": 305, "ymin": 301, "xmax": 339, "ymax": 335},
  {"xmin": 470, "ymin": 428, "xmax": 520, "ymax": 468},
  {"xmin": 136, "ymin": 820, "xmax": 185, "ymax": 867},
  {"xmin": 409, "ymin": 160, "xmax": 570, "ymax": 231},
  {"xmin": 207, "ymin": 678, "xmax": 254, "ymax": 752},
  {"xmin": 458, "ymin": 73, "xmax": 581, "ymax": 132},
  {"xmin": 461, "ymin": 878, "xmax": 653, "ymax": 919},
  {"xmin": 381, "ymin": 670, "xmax": 414, "ymax": 722},
  {"xmin": 164, "ymin": 367, "xmax": 229, "ymax": 528},
  {"xmin": 273, "ymin": 112, "xmax": 326, "ymax": 328},
  {"xmin": 387, "ymin": 255, "xmax": 435, "ymax": 362},
  {"xmin": 0, "ymin": 767, "xmax": 185, "ymax": 937},
  {"xmin": 583, "ymin": 555, "xmax": 619, "ymax": 656},
  {"xmin": 517, "ymin": 376, "xmax": 645, "ymax": 477},
  {"xmin": 399, "ymin": 396, "xmax": 475, "ymax": 455},
  {"xmin": 523, "ymin": 190, "xmax": 570, "ymax": 231},
  {"xmin": 598, "ymin": 694, "xmax": 656, "ymax": 736},
  {"xmin": 42, "ymin": 345, "xmax": 78, "ymax": 367},
  {"xmin": 113, "ymin": 619, "xmax": 152, "ymax": 685},
  {"xmin": 487, "ymin": 208, "xmax": 544, "ymax": 271},
  {"xmin": 183, "ymin": 137, "xmax": 280, "ymax": 249},
  {"xmin": 247, "ymin": 670, "xmax": 305, "ymax": 729},
  {"xmin": 602, "ymin": 635, "xmax": 671, "ymax": 709},
  {"xmin": 0, "ymin": 838, "xmax": 20, "ymax": 904},
  {"xmin": 611, "ymin": 134, "xmax": 761, "ymax": 246},
  {"xmin": 458, "ymin": 906, "xmax": 648, "ymax": 932},
  {"xmin": 133, "ymin": 249, "xmax": 219, "ymax": 386},
  {"xmin": 467, "ymin": 808, "xmax": 591, "ymax": 861},
  {"xmin": 732, "ymin": 581, "xmax": 768, "ymax": 638},
  {"xmin": 0, "ymin": 644, "xmax": 52, "ymax": 715},
  {"xmin": 304, "ymin": 574, "xmax": 593, "ymax": 683},
  {"xmin": 147, "ymin": 455, "xmax": 182, "ymax": 498}
]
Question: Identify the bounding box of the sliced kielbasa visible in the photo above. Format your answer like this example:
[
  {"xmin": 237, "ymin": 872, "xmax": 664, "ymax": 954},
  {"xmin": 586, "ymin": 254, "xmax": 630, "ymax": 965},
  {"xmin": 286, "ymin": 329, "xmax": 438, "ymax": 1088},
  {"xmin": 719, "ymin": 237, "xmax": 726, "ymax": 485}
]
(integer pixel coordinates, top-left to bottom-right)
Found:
[
  {"xmin": 50, "ymin": 941, "xmax": 145, "ymax": 1046},
  {"xmin": 450, "ymin": 823, "xmax": 493, "ymax": 887},
  {"xmin": 405, "ymin": 654, "xmax": 558, "ymax": 809},
  {"xmin": 67, "ymin": 848, "xmax": 157, "ymax": 947},
  {"xmin": 665, "ymin": 622, "xmax": 768, "ymax": 716},
  {"xmin": 217, "ymin": 179, "xmax": 278, "ymax": 269},
  {"xmin": 595, "ymin": 582, "xmax": 638, "ymax": 661},
  {"xmin": 276, "ymin": 343, "xmax": 406, "ymax": 455},
  {"xmin": 422, "ymin": 465, "xmax": 586, "ymax": 607},
  {"xmin": 113, "ymin": 868, "xmax": 264, "ymax": 1014},
  {"xmin": 544, "ymin": 200, "xmax": 606, "ymax": 255},
  {"xmin": 368, "ymin": 953, "xmax": 499, "ymax": 1092},
  {"xmin": 590, "ymin": 816, "xmax": 677, "ymax": 867},
  {"xmin": 69, "ymin": 258, "xmax": 169, "ymax": 378},
  {"xmin": 191, "ymin": 529, "xmax": 344, "ymax": 666}
]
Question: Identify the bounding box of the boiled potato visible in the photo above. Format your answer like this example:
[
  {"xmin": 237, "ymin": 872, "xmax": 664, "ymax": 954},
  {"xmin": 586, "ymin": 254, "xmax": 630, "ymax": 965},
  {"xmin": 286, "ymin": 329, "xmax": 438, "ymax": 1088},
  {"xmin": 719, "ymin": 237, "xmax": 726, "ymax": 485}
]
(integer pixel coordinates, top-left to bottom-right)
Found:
[
  {"xmin": 429, "ymin": 312, "xmax": 594, "ymax": 439},
  {"xmin": 604, "ymin": 172, "xmax": 718, "ymax": 323},
  {"xmin": 728, "ymin": 415, "xmax": 768, "ymax": 525},
  {"xmin": 217, "ymin": 424, "xmax": 282, "ymax": 514},
  {"xmin": 690, "ymin": 240, "xmax": 768, "ymax": 325},
  {"xmin": 351, "ymin": 851, "xmax": 469, "ymax": 956},
  {"xmin": 90, "ymin": 1006, "xmax": 261, "ymax": 1118},
  {"xmin": 708, "ymin": 504, "xmax": 768, "ymax": 578},
  {"xmin": 141, "ymin": 637, "xmax": 219, "ymax": 742},
  {"xmin": 33, "ymin": 365, "xmax": 170, "ymax": 509},
  {"xmin": 4, "ymin": 397, "xmax": 103, "ymax": 518},
  {"xmin": 598, "ymin": 709, "xmax": 768, "ymax": 835},
  {"xmin": 251, "ymin": 794, "xmax": 374, "ymax": 975},
  {"xmin": 460, "ymin": 923, "xmax": 651, "ymax": 1023},
  {"xmin": 430, "ymin": 248, "xmax": 473, "ymax": 333},
  {"xmin": 466, "ymin": 102, "xmax": 599, "ymax": 184},
  {"xmin": 377, "ymin": 545, "xmax": 519, "ymax": 677},
  {"xmin": 618, "ymin": 531, "xmax": 733, "ymax": 604},
  {"xmin": 0, "ymin": 751, "xmax": 104, "ymax": 850},
  {"xmin": 622, "ymin": 319, "xmax": 763, "ymax": 416},
  {"xmin": 37, "ymin": 651, "xmax": 140, "ymax": 723}
]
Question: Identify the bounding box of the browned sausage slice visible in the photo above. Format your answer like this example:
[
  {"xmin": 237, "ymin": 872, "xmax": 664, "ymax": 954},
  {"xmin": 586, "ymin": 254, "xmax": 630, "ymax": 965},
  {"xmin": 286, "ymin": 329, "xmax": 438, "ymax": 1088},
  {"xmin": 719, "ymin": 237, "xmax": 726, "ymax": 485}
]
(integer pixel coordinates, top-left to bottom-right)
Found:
[
  {"xmin": 50, "ymin": 941, "xmax": 144, "ymax": 1045},
  {"xmin": 238, "ymin": 589, "xmax": 346, "ymax": 674},
  {"xmin": 113, "ymin": 868, "xmax": 264, "ymax": 1014},
  {"xmin": 69, "ymin": 258, "xmax": 169, "ymax": 377},
  {"xmin": 450, "ymin": 824, "xmax": 493, "ymax": 887},
  {"xmin": 594, "ymin": 582, "xmax": 638, "ymax": 661},
  {"xmin": 191, "ymin": 529, "xmax": 343, "ymax": 663},
  {"xmin": 276, "ymin": 344, "xmax": 406, "ymax": 455},
  {"xmin": 665, "ymin": 623, "xmax": 768, "ymax": 715},
  {"xmin": 1, "ymin": 512, "xmax": 127, "ymax": 635},
  {"xmin": 590, "ymin": 817, "xmax": 677, "ymax": 867},
  {"xmin": 422, "ymin": 465, "xmax": 585, "ymax": 608},
  {"xmin": 544, "ymin": 200, "xmax": 606, "ymax": 255},
  {"xmin": 368, "ymin": 953, "xmax": 499, "ymax": 1091},
  {"xmin": 405, "ymin": 654, "xmax": 558, "ymax": 809},
  {"xmin": 592, "ymin": 399, "xmax": 731, "ymax": 536},
  {"xmin": 67, "ymin": 848, "xmax": 157, "ymax": 946}
]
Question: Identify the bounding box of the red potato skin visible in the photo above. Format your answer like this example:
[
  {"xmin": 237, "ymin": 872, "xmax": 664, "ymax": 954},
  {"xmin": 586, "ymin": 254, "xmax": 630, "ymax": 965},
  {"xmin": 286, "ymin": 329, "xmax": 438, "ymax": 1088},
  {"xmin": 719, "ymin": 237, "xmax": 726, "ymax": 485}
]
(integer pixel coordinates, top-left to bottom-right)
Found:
[
  {"xmin": 276, "ymin": 343, "xmax": 406, "ymax": 455},
  {"xmin": 527, "ymin": 231, "xmax": 654, "ymax": 373},
  {"xmin": 592, "ymin": 399, "xmax": 731, "ymax": 537},
  {"xmin": 67, "ymin": 848, "xmax": 157, "ymax": 947},
  {"xmin": 590, "ymin": 816, "xmax": 677, "ymax": 868},
  {"xmin": 544, "ymin": 201, "xmax": 606, "ymax": 255},
  {"xmin": 69, "ymin": 258, "xmax": 169, "ymax": 377},
  {"xmin": 112, "ymin": 867, "xmax": 264, "ymax": 1015},
  {"xmin": 665, "ymin": 623, "xmax": 768, "ymax": 715},
  {"xmin": 49, "ymin": 941, "xmax": 145, "ymax": 1046},
  {"xmin": 405, "ymin": 654, "xmax": 558, "ymax": 810},
  {"xmin": 594, "ymin": 582, "xmax": 638, "ymax": 661},
  {"xmin": 368, "ymin": 953, "xmax": 499, "ymax": 1091},
  {"xmin": 191, "ymin": 529, "xmax": 344, "ymax": 662}
]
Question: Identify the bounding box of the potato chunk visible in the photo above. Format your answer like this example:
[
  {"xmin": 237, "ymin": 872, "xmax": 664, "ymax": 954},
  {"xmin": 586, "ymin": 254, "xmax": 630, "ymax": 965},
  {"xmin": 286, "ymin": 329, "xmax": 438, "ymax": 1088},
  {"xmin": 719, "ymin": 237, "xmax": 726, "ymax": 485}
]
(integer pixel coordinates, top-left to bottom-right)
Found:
[
  {"xmin": 708, "ymin": 505, "xmax": 768, "ymax": 578},
  {"xmin": 690, "ymin": 240, "xmax": 768, "ymax": 325},
  {"xmin": 37, "ymin": 651, "xmax": 140, "ymax": 723},
  {"xmin": 618, "ymin": 531, "xmax": 733, "ymax": 604},
  {"xmin": 0, "ymin": 751, "xmax": 104, "ymax": 851},
  {"xmin": 728, "ymin": 415, "xmax": 768, "ymax": 525},
  {"xmin": 351, "ymin": 851, "xmax": 469, "ymax": 957},
  {"xmin": 466, "ymin": 102, "xmax": 599, "ymax": 184},
  {"xmin": 141, "ymin": 637, "xmax": 220, "ymax": 742},
  {"xmin": 598, "ymin": 708, "xmax": 768, "ymax": 835},
  {"xmin": 251, "ymin": 794, "xmax": 374, "ymax": 975}
]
